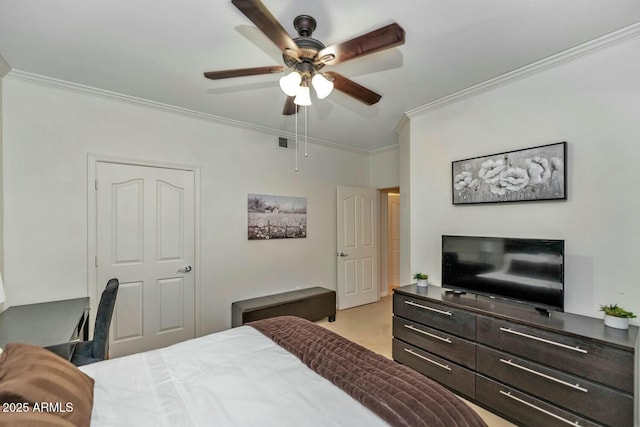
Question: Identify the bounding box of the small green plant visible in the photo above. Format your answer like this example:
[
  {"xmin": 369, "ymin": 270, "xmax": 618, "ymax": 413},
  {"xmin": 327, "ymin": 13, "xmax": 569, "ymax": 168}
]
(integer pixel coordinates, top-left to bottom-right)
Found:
[
  {"xmin": 600, "ymin": 304, "xmax": 636, "ymax": 318},
  {"xmin": 413, "ymin": 272, "xmax": 428, "ymax": 280}
]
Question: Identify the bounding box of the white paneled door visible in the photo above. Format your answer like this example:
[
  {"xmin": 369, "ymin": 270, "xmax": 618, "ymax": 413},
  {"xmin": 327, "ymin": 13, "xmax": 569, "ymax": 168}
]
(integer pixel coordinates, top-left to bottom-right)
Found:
[
  {"xmin": 336, "ymin": 186, "xmax": 378, "ymax": 309},
  {"xmin": 96, "ymin": 162, "xmax": 195, "ymax": 357}
]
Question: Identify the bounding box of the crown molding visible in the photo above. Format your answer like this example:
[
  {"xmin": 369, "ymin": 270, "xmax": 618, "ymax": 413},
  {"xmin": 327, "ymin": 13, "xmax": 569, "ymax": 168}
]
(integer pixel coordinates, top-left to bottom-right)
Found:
[
  {"xmin": 5, "ymin": 69, "xmax": 370, "ymax": 155},
  {"xmin": 394, "ymin": 114, "xmax": 410, "ymax": 136},
  {"xmin": 0, "ymin": 54, "xmax": 11, "ymax": 77},
  {"xmin": 370, "ymin": 144, "xmax": 399, "ymax": 155},
  {"xmin": 402, "ymin": 22, "xmax": 640, "ymax": 120}
]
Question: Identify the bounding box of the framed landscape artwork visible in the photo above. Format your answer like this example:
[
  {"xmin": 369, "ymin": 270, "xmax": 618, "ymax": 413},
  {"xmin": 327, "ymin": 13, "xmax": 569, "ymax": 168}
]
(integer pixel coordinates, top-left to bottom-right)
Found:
[
  {"xmin": 248, "ymin": 194, "xmax": 307, "ymax": 240},
  {"xmin": 452, "ymin": 142, "xmax": 566, "ymax": 205}
]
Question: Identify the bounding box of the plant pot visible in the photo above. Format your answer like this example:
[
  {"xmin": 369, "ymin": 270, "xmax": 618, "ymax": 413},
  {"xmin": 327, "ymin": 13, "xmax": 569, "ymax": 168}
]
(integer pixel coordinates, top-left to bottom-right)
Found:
[
  {"xmin": 416, "ymin": 279, "xmax": 428, "ymax": 288},
  {"xmin": 604, "ymin": 314, "xmax": 629, "ymax": 330}
]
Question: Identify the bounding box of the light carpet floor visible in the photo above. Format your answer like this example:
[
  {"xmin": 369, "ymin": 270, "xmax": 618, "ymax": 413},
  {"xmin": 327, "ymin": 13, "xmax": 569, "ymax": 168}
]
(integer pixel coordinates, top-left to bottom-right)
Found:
[{"xmin": 317, "ymin": 295, "xmax": 516, "ymax": 427}]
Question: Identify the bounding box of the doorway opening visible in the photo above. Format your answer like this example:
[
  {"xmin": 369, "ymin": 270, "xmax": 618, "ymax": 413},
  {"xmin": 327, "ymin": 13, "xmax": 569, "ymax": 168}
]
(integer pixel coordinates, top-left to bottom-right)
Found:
[{"xmin": 379, "ymin": 187, "xmax": 400, "ymax": 296}]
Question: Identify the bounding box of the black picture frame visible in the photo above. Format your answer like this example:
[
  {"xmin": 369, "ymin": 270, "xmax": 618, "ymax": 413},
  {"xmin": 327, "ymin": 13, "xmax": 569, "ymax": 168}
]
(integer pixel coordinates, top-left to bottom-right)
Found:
[
  {"xmin": 452, "ymin": 141, "xmax": 566, "ymax": 205},
  {"xmin": 247, "ymin": 193, "xmax": 307, "ymax": 239}
]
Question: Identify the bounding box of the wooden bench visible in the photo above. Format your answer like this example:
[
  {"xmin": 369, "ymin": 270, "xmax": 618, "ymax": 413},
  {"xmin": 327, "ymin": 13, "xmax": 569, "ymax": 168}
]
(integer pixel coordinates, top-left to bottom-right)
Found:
[{"xmin": 232, "ymin": 287, "xmax": 336, "ymax": 327}]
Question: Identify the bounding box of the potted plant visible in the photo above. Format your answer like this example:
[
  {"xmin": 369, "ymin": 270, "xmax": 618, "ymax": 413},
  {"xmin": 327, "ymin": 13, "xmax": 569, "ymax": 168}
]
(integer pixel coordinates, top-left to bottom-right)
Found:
[
  {"xmin": 413, "ymin": 272, "xmax": 429, "ymax": 288},
  {"xmin": 600, "ymin": 304, "xmax": 636, "ymax": 330}
]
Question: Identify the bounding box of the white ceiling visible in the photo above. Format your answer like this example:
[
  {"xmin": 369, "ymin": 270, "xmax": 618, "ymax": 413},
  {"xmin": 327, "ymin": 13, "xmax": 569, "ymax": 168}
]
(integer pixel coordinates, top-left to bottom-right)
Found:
[{"xmin": 2, "ymin": 0, "xmax": 640, "ymax": 151}]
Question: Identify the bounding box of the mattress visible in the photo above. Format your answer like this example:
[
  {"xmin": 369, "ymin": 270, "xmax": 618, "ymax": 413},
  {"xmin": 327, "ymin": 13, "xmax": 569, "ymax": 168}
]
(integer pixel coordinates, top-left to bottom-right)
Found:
[{"xmin": 80, "ymin": 325, "xmax": 387, "ymax": 426}]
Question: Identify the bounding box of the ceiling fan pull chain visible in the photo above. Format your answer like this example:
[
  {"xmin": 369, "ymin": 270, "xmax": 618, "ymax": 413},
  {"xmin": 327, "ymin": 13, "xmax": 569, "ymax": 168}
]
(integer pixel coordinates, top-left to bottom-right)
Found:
[
  {"xmin": 295, "ymin": 107, "xmax": 299, "ymax": 172},
  {"xmin": 304, "ymin": 106, "xmax": 308, "ymax": 158}
]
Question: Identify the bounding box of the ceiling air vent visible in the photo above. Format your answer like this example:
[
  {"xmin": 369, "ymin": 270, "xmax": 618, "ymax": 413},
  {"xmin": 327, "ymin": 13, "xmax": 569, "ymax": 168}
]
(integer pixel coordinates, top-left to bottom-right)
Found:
[{"xmin": 278, "ymin": 137, "xmax": 293, "ymax": 150}]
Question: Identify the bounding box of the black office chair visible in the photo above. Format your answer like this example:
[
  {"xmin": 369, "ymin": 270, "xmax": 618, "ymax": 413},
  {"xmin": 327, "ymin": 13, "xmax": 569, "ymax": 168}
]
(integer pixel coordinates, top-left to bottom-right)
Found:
[{"xmin": 71, "ymin": 278, "xmax": 119, "ymax": 367}]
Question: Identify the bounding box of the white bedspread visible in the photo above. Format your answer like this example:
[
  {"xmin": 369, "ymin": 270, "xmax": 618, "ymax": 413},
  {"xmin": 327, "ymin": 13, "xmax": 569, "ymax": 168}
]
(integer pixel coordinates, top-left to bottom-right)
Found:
[{"xmin": 80, "ymin": 326, "xmax": 387, "ymax": 426}]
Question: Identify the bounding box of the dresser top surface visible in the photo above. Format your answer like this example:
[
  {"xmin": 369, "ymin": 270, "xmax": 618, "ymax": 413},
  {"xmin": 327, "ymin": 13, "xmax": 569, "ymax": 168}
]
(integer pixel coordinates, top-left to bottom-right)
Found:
[{"xmin": 394, "ymin": 285, "xmax": 638, "ymax": 350}]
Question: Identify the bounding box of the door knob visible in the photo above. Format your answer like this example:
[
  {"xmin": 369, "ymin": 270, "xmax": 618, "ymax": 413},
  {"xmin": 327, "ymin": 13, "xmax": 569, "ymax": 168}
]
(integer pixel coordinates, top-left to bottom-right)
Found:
[
  {"xmin": 178, "ymin": 266, "xmax": 192, "ymax": 273},
  {"xmin": 338, "ymin": 252, "xmax": 349, "ymax": 257}
]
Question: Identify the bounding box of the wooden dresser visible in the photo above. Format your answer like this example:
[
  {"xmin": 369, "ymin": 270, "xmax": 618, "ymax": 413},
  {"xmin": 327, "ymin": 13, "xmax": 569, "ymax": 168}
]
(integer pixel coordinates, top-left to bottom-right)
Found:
[{"xmin": 392, "ymin": 285, "xmax": 638, "ymax": 427}]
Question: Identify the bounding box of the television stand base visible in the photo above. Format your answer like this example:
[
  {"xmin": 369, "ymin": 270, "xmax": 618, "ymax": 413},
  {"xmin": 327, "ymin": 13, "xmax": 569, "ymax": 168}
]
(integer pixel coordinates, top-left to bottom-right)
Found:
[{"xmin": 444, "ymin": 289, "xmax": 466, "ymax": 295}]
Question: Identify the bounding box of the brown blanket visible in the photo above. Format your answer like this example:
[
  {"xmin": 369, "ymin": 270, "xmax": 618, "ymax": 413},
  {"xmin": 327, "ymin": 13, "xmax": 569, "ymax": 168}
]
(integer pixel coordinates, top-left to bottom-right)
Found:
[{"xmin": 249, "ymin": 316, "xmax": 487, "ymax": 427}]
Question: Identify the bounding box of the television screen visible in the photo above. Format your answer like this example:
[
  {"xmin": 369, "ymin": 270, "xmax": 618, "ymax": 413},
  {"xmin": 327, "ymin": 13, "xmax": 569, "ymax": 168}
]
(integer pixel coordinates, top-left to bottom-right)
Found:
[{"xmin": 442, "ymin": 235, "xmax": 564, "ymax": 311}]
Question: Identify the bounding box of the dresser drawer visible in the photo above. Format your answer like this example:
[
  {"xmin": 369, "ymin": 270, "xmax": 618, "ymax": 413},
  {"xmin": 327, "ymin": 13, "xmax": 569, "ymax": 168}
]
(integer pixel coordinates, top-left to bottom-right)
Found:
[
  {"xmin": 477, "ymin": 345, "xmax": 633, "ymax": 426},
  {"xmin": 393, "ymin": 294, "xmax": 476, "ymax": 340},
  {"xmin": 477, "ymin": 375, "xmax": 601, "ymax": 427},
  {"xmin": 477, "ymin": 315, "xmax": 634, "ymax": 393},
  {"xmin": 392, "ymin": 339, "xmax": 475, "ymax": 399},
  {"xmin": 393, "ymin": 316, "xmax": 476, "ymax": 369}
]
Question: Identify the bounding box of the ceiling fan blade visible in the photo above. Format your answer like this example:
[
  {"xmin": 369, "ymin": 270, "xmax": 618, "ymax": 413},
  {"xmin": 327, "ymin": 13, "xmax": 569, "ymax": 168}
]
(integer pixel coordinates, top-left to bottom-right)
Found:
[
  {"xmin": 282, "ymin": 96, "xmax": 299, "ymax": 115},
  {"xmin": 231, "ymin": 0, "xmax": 301, "ymax": 58},
  {"xmin": 204, "ymin": 66, "xmax": 284, "ymax": 80},
  {"xmin": 325, "ymin": 72, "xmax": 381, "ymax": 105},
  {"xmin": 317, "ymin": 23, "xmax": 405, "ymax": 66}
]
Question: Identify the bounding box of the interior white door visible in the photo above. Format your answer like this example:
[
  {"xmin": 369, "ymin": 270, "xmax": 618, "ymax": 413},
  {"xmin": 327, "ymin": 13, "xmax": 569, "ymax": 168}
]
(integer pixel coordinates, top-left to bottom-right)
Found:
[
  {"xmin": 96, "ymin": 162, "xmax": 195, "ymax": 357},
  {"xmin": 337, "ymin": 186, "xmax": 378, "ymax": 309}
]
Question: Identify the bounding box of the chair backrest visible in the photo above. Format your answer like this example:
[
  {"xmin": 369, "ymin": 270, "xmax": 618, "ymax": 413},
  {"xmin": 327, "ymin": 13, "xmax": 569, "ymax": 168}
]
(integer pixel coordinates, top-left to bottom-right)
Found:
[{"xmin": 92, "ymin": 278, "xmax": 119, "ymax": 359}]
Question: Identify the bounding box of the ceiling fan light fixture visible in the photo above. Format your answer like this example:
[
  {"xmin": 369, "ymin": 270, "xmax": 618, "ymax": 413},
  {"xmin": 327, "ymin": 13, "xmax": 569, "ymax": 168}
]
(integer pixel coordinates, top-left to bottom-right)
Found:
[
  {"xmin": 279, "ymin": 71, "xmax": 302, "ymax": 97},
  {"xmin": 311, "ymin": 73, "xmax": 334, "ymax": 99},
  {"xmin": 294, "ymin": 85, "xmax": 312, "ymax": 106}
]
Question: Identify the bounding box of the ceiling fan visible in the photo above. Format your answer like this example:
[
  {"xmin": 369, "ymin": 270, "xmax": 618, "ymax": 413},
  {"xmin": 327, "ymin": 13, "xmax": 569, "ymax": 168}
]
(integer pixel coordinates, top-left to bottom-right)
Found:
[{"xmin": 204, "ymin": 0, "xmax": 405, "ymax": 115}]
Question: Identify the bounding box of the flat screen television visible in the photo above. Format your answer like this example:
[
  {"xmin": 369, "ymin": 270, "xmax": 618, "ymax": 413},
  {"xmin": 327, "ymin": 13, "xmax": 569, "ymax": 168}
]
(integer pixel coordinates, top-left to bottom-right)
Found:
[{"xmin": 442, "ymin": 235, "xmax": 564, "ymax": 312}]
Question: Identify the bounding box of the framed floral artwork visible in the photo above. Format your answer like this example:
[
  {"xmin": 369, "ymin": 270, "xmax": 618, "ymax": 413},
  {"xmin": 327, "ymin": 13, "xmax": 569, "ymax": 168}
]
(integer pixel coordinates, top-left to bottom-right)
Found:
[{"xmin": 452, "ymin": 142, "xmax": 566, "ymax": 205}]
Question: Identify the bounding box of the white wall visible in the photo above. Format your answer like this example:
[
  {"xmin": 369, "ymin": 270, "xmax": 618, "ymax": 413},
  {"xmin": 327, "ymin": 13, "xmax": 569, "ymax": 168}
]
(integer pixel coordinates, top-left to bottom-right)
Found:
[
  {"xmin": 0, "ymin": 71, "xmax": 5, "ymax": 294},
  {"xmin": 369, "ymin": 146, "xmax": 399, "ymax": 189},
  {"xmin": 0, "ymin": 55, "xmax": 10, "ymax": 293},
  {"xmin": 407, "ymin": 35, "xmax": 640, "ymax": 323},
  {"xmin": 0, "ymin": 75, "xmax": 4, "ymax": 282},
  {"xmin": 398, "ymin": 121, "xmax": 411, "ymax": 286},
  {"xmin": 2, "ymin": 76, "xmax": 371, "ymax": 333}
]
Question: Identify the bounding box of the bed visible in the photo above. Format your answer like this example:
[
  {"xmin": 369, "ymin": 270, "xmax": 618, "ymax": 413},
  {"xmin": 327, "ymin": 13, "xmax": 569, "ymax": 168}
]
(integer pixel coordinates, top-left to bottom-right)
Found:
[{"xmin": 0, "ymin": 316, "xmax": 487, "ymax": 426}]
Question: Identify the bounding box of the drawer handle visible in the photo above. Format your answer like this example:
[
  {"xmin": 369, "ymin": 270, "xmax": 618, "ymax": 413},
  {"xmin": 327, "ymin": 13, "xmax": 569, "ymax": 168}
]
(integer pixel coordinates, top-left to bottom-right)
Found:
[
  {"xmin": 499, "ymin": 327, "xmax": 588, "ymax": 354},
  {"xmin": 499, "ymin": 359, "xmax": 588, "ymax": 392},
  {"xmin": 404, "ymin": 324, "xmax": 452, "ymax": 343},
  {"xmin": 404, "ymin": 300, "xmax": 452, "ymax": 316},
  {"xmin": 404, "ymin": 348, "xmax": 452, "ymax": 371},
  {"xmin": 499, "ymin": 390, "xmax": 582, "ymax": 426}
]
